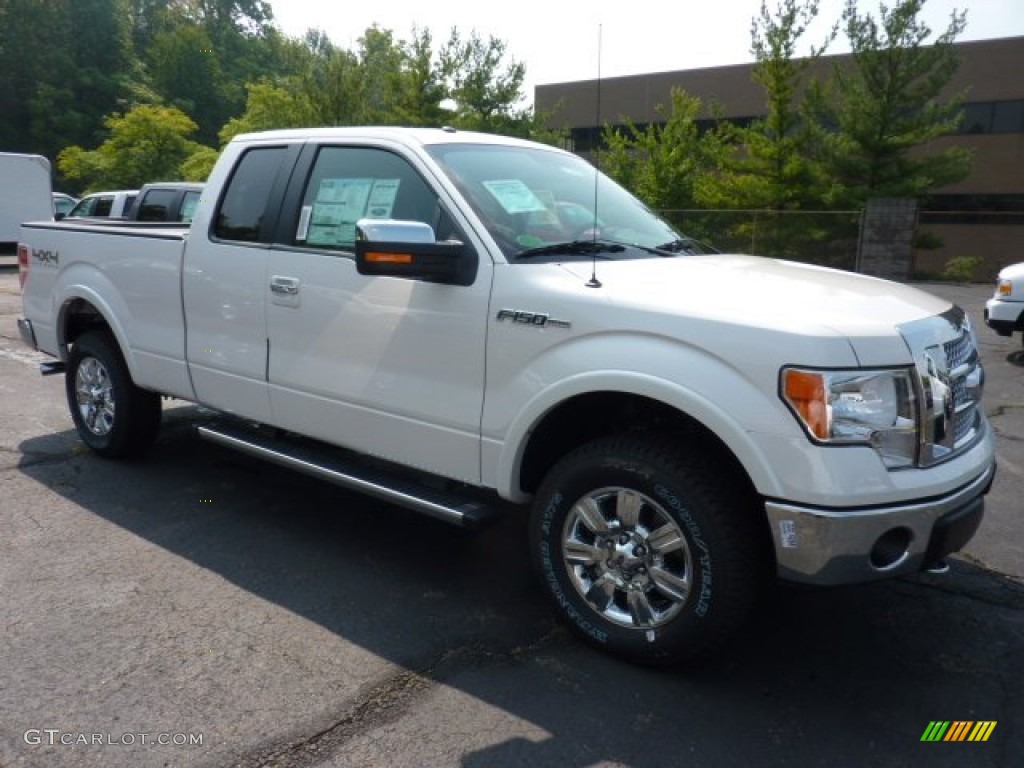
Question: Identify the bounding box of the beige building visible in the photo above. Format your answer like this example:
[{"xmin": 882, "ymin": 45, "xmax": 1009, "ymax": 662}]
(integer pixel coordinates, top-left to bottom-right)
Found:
[{"xmin": 535, "ymin": 36, "xmax": 1024, "ymax": 279}]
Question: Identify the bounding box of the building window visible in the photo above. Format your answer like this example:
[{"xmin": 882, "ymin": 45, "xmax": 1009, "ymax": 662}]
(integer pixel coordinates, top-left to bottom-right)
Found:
[
  {"xmin": 956, "ymin": 100, "xmax": 1024, "ymax": 134},
  {"xmin": 921, "ymin": 194, "xmax": 1024, "ymax": 225}
]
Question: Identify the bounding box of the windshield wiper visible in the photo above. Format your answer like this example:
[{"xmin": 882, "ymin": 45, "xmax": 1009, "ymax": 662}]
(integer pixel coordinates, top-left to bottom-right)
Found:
[
  {"xmin": 514, "ymin": 240, "xmax": 625, "ymax": 260},
  {"xmin": 654, "ymin": 237, "xmax": 717, "ymax": 254}
]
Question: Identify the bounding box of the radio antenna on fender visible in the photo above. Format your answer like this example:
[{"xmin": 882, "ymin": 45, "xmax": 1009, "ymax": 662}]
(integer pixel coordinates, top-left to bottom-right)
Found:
[{"xmin": 586, "ymin": 24, "xmax": 603, "ymax": 289}]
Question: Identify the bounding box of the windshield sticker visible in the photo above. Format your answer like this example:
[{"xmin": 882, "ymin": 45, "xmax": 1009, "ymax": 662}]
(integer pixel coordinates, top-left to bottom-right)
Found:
[{"xmin": 482, "ymin": 179, "xmax": 548, "ymax": 214}]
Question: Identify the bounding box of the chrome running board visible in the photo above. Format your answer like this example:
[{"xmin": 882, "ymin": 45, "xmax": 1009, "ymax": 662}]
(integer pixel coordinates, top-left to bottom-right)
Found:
[{"xmin": 197, "ymin": 422, "xmax": 499, "ymax": 529}]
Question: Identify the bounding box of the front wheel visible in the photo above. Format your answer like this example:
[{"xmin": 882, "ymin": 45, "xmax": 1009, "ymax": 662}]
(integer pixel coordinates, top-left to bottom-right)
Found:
[
  {"xmin": 65, "ymin": 331, "xmax": 162, "ymax": 458},
  {"xmin": 529, "ymin": 435, "xmax": 762, "ymax": 664}
]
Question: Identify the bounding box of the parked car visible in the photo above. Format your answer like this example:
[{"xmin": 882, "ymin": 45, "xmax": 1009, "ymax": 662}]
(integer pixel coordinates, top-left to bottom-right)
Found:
[
  {"xmin": 985, "ymin": 261, "xmax": 1024, "ymax": 344},
  {"xmin": 65, "ymin": 189, "xmax": 138, "ymax": 220},
  {"xmin": 52, "ymin": 193, "xmax": 78, "ymax": 219}
]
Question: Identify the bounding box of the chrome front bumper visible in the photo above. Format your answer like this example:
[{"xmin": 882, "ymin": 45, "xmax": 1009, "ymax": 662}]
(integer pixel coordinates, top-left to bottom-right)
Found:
[{"xmin": 766, "ymin": 461, "xmax": 996, "ymax": 585}]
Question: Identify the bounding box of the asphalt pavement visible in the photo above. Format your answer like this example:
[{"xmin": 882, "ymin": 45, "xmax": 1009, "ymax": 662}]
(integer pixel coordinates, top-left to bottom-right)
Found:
[{"xmin": 0, "ymin": 268, "xmax": 1020, "ymax": 768}]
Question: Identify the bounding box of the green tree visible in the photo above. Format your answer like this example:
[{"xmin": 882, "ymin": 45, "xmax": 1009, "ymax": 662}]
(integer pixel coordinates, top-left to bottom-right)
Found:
[
  {"xmin": 58, "ymin": 104, "xmax": 203, "ymax": 192},
  {"xmin": 722, "ymin": 0, "xmax": 834, "ymax": 210},
  {"xmin": 1, "ymin": 0, "xmax": 139, "ymax": 164},
  {"xmin": 147, "ymin": 21, "xmax": 226, "ymax": 145},
  {"xmin": 180, "ymin": 145, "xmax": 220, "ymax": 181},
  {"xmin": 817, "ymin": 0, "xmax": 971, "ymax": 206},
  {"xmin": 439, "ymin": 29, "xmax": 532, "ymax": 135},
  {"xmin": 389, "ymin": 27, "xmax": 448, "ymax": 127},
  {"xmin": 219, "ymin": 79, "xmax": 318, "ymax": 143},
  {"xmin": 601, "ymin": 88, "xmax": 729, "ymax": 212}
]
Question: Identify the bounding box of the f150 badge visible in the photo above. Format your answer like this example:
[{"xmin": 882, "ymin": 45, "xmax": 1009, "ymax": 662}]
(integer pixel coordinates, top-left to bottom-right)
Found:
[{"xmin": 495, "ymin": 309, "xmax": 571, "ymax": 329}]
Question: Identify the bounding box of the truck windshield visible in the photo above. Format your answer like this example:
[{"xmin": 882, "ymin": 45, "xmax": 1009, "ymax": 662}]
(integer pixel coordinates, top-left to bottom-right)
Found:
[{"xmin": 425, "ymin": 143, "xmax": 699, "ymax": 261}]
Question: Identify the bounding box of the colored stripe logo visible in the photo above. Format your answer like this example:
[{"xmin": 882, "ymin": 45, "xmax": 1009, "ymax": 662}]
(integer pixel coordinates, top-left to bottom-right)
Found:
[{"xmin": 921, "ymin": 721, "xmax": 997, "ymax": 742}]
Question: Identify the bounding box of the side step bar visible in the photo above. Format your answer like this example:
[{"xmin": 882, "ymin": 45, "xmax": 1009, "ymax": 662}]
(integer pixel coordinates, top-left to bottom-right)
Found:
[{"xmin": 197, "ymin": 423, "xmax": 500, "ymax": 529}]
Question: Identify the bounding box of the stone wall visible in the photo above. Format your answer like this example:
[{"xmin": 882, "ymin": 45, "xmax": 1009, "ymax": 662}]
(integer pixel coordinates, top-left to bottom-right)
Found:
[{"xmin": 857, "ymin": 198, "xmax": 918, "ymax": 281}]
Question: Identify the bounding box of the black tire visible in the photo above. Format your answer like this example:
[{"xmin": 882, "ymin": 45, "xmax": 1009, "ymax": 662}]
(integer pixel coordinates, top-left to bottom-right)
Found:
[
  {"xmin": 529, "ymin": 435, "xmax": 762, "ymax": 665},
  {"xmin": 65, "ymin": 330, "xmax": 162, "ymax": 458}
]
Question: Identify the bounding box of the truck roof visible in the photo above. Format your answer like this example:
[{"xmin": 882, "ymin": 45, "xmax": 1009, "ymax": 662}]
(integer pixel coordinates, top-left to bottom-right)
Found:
[{"xmin": 230, "ymin": 126, "xmax": 552, "ymax": 151}]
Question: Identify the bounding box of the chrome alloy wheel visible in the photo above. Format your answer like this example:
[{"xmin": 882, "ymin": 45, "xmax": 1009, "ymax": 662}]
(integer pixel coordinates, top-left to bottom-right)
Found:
[
  {"xmin": 561, "ymin": 487, "xmax": 693, "ymax": 629},
  {"xmin": 75, "ymin": 356, "xmax": 115, "ymax": 436}
]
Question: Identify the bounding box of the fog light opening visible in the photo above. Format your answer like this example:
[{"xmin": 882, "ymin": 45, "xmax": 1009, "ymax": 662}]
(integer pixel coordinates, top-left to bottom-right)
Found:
[{"xmin": 870, "ymin": 527, "xmax": 912, "ymax": 570}]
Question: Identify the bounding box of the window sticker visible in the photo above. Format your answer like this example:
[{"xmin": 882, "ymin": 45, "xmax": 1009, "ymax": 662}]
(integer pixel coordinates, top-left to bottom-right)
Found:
[
  {"xmin": 481, "ymin": 179, "xmax": 548, "ymax": 214},
  {"xmin": 365, "ymin": 179, "xmax": 400, "ymax": 219},
  {"xmin": 306, "ymin": 178, "xmax": 402, "ymax": 247}
]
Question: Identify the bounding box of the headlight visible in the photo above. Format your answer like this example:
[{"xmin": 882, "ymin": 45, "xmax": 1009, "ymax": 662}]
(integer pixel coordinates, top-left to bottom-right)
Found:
[
  {"xmin": 996, "ymin": 279, "xmax": 1013, "ymax": 298},
  {"xmin": 782, "ymin": 367, "xmax": 918, "ymax": 468}
]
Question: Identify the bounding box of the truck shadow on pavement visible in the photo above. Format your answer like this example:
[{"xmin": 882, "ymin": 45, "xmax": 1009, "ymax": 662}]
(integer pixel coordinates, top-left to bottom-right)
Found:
[{"xmin": 17, "ymin": 407, "xmax": 1024, "ymax": 767}]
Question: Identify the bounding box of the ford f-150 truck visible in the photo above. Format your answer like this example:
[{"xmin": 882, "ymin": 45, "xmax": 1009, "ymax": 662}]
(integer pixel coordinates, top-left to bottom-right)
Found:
[{"xmin": 17, "ymin": 127, "xmax": 997, "ymax": 663}]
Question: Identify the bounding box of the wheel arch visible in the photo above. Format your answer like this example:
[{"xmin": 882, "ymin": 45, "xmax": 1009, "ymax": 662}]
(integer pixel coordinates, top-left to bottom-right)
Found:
[
  {"xmin": 500, "ymin": 376, "xmax": 783, "ymax": 504},
  {"xmin": 54, "ymin": 280, "xmax": 136, "ymax": 380},
  {"xmin": 507, "ymin": 386, "xmax": 779, "ymax": 582}
]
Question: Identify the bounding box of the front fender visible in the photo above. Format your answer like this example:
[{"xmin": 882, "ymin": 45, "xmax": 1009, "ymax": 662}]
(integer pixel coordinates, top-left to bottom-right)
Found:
[{"xmin": 484, "ymin": 332, "xmax": 819, "ymax": 503}]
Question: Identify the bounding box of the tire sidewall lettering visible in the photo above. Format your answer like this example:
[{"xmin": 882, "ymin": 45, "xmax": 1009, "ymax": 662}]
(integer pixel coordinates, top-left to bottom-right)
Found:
[
  {"xmin": 652, "ymin": 483, "xmax": 713, "ymax": 617},
  {"xmin": 539, "ymin": 539, "xmax": 609, "ymax": 644}
]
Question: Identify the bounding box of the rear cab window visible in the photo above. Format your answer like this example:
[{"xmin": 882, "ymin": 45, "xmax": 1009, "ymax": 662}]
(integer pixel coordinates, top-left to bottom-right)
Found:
[
  {"xmin": 136, "ymin": 189, "xmax": 176, "ymax": 222},
  {"xmin": 214, "ymin": 146, "xmax": 289, "ymax": 242}
]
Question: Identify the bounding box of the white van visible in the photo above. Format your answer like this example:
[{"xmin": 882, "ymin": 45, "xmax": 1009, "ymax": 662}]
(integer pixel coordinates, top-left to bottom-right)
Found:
[{"xmin": 1, "ymin": 153, "xmax": 54, "ymax": 257}]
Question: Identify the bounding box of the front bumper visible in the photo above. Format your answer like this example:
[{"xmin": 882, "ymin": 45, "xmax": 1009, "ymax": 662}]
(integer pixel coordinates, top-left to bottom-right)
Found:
[
  {"xmin": 985, "ymin": 298, "xmax": 1023, "ymax": 336},
  {"xmin": 765, "ymin": 461, "xmax": 996, "ymax": 585}
]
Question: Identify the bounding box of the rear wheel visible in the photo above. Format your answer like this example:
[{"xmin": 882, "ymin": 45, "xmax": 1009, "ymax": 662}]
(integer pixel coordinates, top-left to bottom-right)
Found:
[
  {"xmin": 66, "ymin": 331, "xmax": 161, "ymax": 458},
  {"xmin": 529, "ymin": 435, "xmax": 762, "ymax": 664}
]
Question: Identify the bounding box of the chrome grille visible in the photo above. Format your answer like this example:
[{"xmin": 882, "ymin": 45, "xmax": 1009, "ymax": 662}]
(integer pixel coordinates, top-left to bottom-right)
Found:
[
  {"xmin": 899, "ymin": 307, "xmax": 984, "ymax": 467},
  {"xmin": 944, "ymin": 331, "xmax": 980, "ymax": 446}
]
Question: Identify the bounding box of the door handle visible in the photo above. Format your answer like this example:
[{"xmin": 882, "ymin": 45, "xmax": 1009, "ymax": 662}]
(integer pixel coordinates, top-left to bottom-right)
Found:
[{"xmin": 270, "ymin": 276, "xmax": 300, "ymax": 295}]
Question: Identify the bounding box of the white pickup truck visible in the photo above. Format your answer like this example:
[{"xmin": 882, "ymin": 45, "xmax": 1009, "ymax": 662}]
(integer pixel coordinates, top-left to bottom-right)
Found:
[{"xmin": 17, "ymin": 127, "xmax": 997, "ymax": 663}]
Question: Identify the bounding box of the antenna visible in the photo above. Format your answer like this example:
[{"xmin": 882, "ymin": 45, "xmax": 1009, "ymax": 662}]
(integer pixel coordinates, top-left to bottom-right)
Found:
[{"xmin": 586, "ymin": 24, "xmax": 603, "ymax": 289}]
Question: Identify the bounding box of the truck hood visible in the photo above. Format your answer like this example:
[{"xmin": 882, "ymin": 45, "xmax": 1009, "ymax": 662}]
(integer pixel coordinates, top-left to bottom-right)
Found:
[{"xmin": 557, "ymin": 254, "xmax": 953, "ymax": 366}]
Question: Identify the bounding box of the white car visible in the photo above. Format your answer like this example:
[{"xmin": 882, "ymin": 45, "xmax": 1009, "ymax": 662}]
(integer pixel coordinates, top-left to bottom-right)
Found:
[
  {"xmin": 985, "ymin": 262, "xmax": 1024, "ymax": 344},
  {"xmin": 65, "ymin": 189, "xmax": 138, "ymax": 220},
  {"xmin": 53, "ymin": 192, "xmax": 78, "ymax": 219}
]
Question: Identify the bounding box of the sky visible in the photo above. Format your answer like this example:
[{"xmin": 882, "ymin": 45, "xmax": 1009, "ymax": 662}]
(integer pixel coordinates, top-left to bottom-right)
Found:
[{"xmin": 269, "ymin": 0, "xmax": 1024, "ymax": 103}]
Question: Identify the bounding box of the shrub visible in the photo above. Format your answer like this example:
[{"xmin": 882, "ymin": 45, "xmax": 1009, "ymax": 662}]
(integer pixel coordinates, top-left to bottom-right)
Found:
[{"xmin": 941, "ymin": 255, "xmax": 983, "ymax": 283}]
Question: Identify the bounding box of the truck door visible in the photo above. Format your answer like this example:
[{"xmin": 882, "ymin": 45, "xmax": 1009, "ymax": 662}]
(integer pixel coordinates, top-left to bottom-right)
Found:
[
  {"xmin": 183, "ymin": 144, "xmax": 294, "ymax": 423},
  {"xmin": 264, "ymin": 143, "xmax": 491, "ymax": 484}
]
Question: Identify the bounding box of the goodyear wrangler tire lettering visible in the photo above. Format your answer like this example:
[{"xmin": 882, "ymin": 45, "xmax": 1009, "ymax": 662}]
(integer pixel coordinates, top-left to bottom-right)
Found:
[{"xmin": 528, "ymin": 435, "xmax": 763, "ymax": 664}]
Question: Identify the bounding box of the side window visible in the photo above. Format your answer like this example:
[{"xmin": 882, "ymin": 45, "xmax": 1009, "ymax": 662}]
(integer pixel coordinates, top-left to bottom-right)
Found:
[
  {"xmin": 215, "ymin": 146, "xmax": 287, "ymax": 242},
  {"xmin": 70, "ymin": 198, "xmax": 94, "ymax": 217},
  {"xmin": 93, "ymin": 196, "xmax": 114, "ymax": 217},
  {"xmin": 179, "ymin": 190, "xmax": 201, "ymax": 223},
  {"xmin": 296, "ymin": 146, "xmax": 439, "ymax": 252},
  {"xmin": 136, "ymin": 189, "xmax": 176, "ymax": 221}
]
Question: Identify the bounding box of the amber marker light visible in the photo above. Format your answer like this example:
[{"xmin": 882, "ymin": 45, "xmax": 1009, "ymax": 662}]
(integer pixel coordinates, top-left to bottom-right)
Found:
[
  {"xmin": 997, "ymin": 279, "xmax": 1012, "ymax": 297},
  {"xmin": 783, "ymin": 369, "xmax": 829, "ymax": 440},
  {"xmin": 365, "ymin": 252, "xmax": 413, "ymax": 264}
]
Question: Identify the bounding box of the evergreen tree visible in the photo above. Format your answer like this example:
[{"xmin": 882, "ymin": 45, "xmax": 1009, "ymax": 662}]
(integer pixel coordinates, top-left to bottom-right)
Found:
[{"xmin": 817, "ymin": 0, "xmax": 971, "ymax": 206}]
